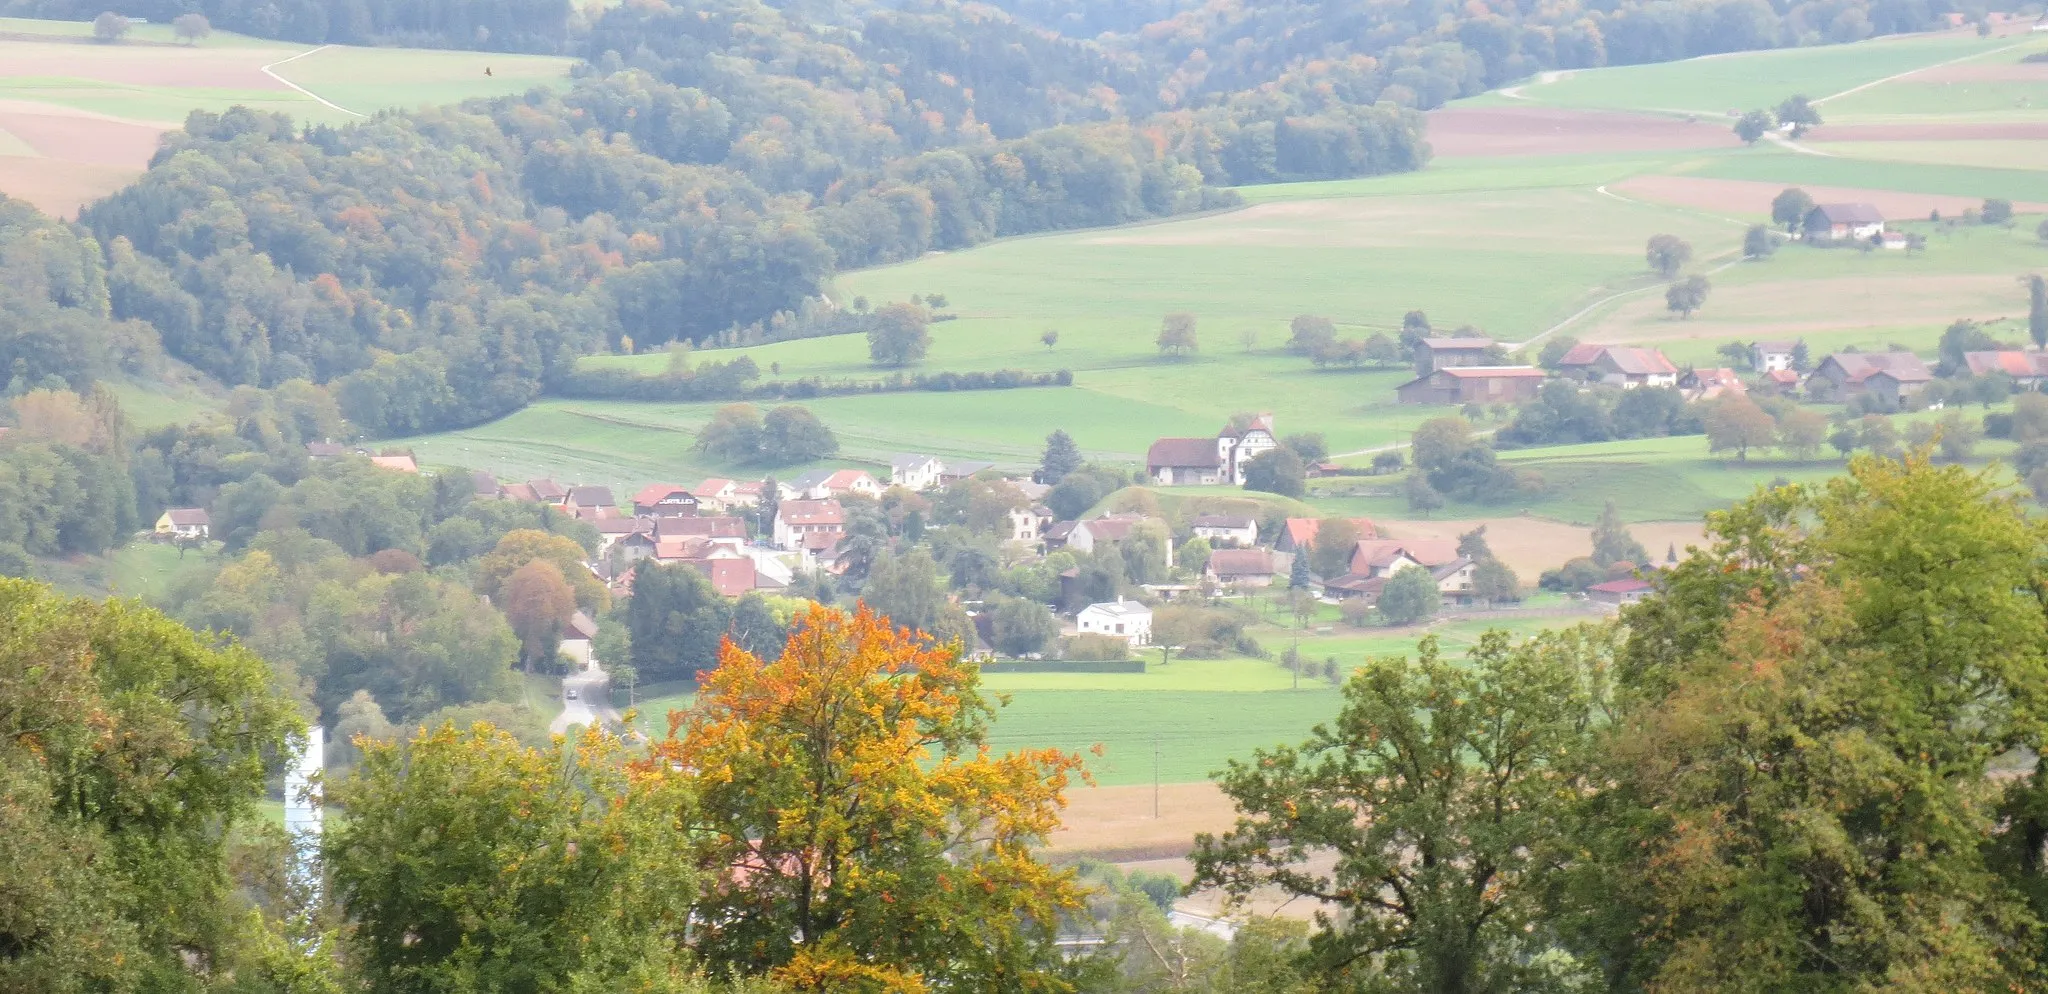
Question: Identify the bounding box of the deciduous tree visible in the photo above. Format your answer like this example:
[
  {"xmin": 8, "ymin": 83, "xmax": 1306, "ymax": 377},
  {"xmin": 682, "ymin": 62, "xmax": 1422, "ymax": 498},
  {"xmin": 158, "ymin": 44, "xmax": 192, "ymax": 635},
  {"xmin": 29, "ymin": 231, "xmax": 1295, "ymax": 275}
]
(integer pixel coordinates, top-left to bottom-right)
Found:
[
  {"xmin": 1742, "ymin": 224, "xmax": 1775, "ymax": 259},
  {"xmin": 1039, "ymin": 429, "xmax": 1083, "ymax": 486},
  {"xmin": 866, "ymin": 301, "xmax": 931, "ymax": 367},
  {"xmin": 1590, "ymin": 499, "xmax": 1647, "ymax": 568},
  {"xmin": 1702, "ymin": 393, "xmax": 1776, "ymax": 461},
  {"xmin": 1664, "ymin": 275, "xmax": 1710, "ymax": 318},
  {"xmin": 1157, "ymin": 312, "xmax": 1199, "ymax": 357},
  {"xmin": 1308, "ymin": 516, "xmax": 1360, "ymax": 579},
  {"xmin": 1242, "ymin": 447, "xmax": 1305, "ymax": 498},
  {"xmin": 1771, "ymin": 187, "xmax": 1815, "ymax": 232},
  {"xmin": 1733, "ymin": 109, "xmax": 1774, "ymax": 143},
  {"xmin": 1376, "ymin": 563, "xmax": 1441, "ymax": 625},
  {"xmin": 1194, "ymin": 629, "xmax": 1610, "ymax": 992},
  {"xmin": 653, "ymin": 605, "xmax": 1087, "ymax": 991},
  {"xmin": 503, "ymin": 558, "xmax": 577, "ymax": 671}
]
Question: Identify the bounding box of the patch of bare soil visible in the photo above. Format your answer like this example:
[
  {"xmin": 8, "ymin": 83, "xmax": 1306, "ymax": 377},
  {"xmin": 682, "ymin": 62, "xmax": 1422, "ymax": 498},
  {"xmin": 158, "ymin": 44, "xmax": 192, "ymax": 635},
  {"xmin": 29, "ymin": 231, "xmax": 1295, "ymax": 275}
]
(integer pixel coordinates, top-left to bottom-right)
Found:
[
  {"xmin": 1049, "ymin": 781, "xmax": 1236, "ymax": 861},
  {"xmin": 0, "ymin": 106, "xmax": 167, "ymax": 166},
  {"xmin": 0, "ymin": 156, "xmax": 141, "ymax": 218},
  {"xmin": 1426, "ymin": 106, "xmax": 1744, "ymax": 157},
  {"xmin": 1912, "ymin": 62, "xmax": 2048, "ymax": 83},
  {"xmin": 1612, "ymin": 173, "xmax": 2048, "ymax": 217},
  {"xmin": 0, "ymin": 41, "xmax": 293, "ymax": 90},
  {"xmin": 1808, "ymin": 121, "xmax": 2048, "ymax": 141}
]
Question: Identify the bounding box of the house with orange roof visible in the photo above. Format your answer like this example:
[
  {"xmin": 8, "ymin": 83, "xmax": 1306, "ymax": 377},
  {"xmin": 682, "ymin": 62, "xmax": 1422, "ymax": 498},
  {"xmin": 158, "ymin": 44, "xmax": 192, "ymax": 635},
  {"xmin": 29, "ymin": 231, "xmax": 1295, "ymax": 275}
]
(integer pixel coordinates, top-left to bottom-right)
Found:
[{"xmin": 631, "ymin": 483, "xmax": 699, "ymax": 517}]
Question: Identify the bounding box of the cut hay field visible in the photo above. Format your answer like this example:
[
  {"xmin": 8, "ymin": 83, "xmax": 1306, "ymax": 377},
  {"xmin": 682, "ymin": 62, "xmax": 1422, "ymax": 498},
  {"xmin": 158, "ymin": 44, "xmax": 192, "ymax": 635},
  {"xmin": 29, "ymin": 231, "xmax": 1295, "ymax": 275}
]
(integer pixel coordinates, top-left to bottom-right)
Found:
[{"xmin": 0, "ymin": 17, "xmax": 574, "ymax": 216}]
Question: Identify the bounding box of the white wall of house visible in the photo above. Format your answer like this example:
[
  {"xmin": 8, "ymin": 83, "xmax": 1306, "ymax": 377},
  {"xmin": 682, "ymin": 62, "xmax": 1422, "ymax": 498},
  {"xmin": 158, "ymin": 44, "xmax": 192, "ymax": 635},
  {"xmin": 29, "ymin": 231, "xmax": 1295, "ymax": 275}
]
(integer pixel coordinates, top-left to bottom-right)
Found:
[{"xmin": 1076, "ymin": 603, "xmax": 1152, "ymax": 646}]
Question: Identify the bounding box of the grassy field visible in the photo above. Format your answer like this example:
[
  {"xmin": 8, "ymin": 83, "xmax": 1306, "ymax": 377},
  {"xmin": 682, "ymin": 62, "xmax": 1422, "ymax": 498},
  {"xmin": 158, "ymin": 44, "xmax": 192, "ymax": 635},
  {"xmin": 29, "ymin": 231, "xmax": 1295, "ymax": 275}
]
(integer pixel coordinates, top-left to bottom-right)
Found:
[
  {"xmin": 1509, "ymin": 32, "xmax": 2045, "ymax": 119},
  {"xmin": 1680, "ymin": 152, "xmax": 2048, "ymax": 204},
  {"xmin": 0, "ymin": 16, "xmax": 574, "ymax": 215}
]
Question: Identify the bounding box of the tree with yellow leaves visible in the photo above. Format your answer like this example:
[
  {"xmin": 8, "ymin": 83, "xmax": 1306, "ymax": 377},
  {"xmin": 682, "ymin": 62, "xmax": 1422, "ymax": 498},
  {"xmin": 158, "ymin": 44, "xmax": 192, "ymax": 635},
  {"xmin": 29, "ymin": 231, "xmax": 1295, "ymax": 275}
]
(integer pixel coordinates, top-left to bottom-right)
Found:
[{"xmin": 647, "ymin": 604, "xmax": 1089, "ymax": 993}]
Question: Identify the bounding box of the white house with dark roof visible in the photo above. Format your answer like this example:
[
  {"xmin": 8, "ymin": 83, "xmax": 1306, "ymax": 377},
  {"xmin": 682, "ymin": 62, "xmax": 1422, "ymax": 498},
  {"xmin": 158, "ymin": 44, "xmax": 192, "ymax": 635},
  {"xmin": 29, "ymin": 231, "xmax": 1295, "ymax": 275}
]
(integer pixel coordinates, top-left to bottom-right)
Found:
[
  {"xmin": 1146, "ymin": 416, "xmax": 1276, "ymax": 486},
  {"xmin": 890, "ymin": 455, "xmax": 944, "ymax": 490},
  {"xmin": 156, "ymin": 508, "xmax": 211, "ymax": 540},
  {"xmin": 1188, "ymin": 514, "xmax": 1258, "ymax": 547},
  {"xmin": 1803, "ymin": 203, "xmax": 1885, "ymax": 242},
  {"xmin": 1076, "ymin": 598, "xmax": 1152, "ymax": 647}
]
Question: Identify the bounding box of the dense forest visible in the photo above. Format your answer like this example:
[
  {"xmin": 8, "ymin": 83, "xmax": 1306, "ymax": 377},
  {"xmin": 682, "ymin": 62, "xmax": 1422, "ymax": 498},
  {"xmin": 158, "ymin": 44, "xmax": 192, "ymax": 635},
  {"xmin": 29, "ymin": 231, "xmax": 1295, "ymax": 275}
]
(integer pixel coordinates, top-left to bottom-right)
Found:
[{"xmin": 4, "ymin": 0, "xmax": 1976, "ymax": 440}]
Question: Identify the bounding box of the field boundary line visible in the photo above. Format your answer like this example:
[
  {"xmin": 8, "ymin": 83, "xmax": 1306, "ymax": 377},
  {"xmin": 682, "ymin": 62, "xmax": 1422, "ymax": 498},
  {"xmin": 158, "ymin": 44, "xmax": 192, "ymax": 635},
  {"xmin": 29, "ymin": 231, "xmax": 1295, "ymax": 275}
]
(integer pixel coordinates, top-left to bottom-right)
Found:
[
  {"xmin": 1502, "ymin": 184, "xmax": 1747, "ymax": 352},
  {"xmin": 1812, "ymin": 37, "xmax": 2034, "ymax": 105},
  {"xmin": 260, "ymin": 45, "xmax": 366, "ymax": 119}
]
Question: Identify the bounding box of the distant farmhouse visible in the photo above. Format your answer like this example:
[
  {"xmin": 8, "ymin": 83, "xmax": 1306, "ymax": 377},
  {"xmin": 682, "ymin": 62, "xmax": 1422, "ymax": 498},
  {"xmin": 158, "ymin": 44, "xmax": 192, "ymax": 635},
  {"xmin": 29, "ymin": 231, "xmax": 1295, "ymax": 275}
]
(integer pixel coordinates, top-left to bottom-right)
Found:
[
  {"xmin": 1807, "ymin": 351, "xmax": 1931, "ymax": 404},
  {"xmin": 1146, "ymin": 415, "xmax": 1276, "ymax": 486},
  {"xmin": 1076, "ymin": 598, "xmax": 1152, "ymax": 647},
  {"xmin": 1556, "ymin": 344, "xmax": 1678, "ymax": 389},
  {"xmin": 1415, "ymin": 337, "xmax": 1497, "ymax": 373},
  {"xmin": 1396, "ymin": 366, "xmax": 1546, "ymax": 405},
  {"xmin": 1803, "ymin": 203, "xmax": 1884, "ymax": 242},
  {"xmin": 1964, "ymin": 351, "xmax": 2048, "ymax": 389}
]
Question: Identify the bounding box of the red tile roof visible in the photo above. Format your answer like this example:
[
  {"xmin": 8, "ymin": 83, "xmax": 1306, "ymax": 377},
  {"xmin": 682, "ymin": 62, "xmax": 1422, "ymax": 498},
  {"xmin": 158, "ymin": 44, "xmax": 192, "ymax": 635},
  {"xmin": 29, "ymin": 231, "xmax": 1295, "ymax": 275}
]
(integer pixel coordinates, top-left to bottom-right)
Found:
[
  {"xmin": 1282, "ymin": 517, "xmax": 1379, "ymax": 548},
  {"xmin": 632, "ymin": 483, "xmax": 690, "ymax": 507},
  {"xmin": 1600, "ymin": 346, "xmax": 1678, "ymax": 376},
  {"xmin": 1556, "ymin": 343, "xmax": 1607, "ymax": 367},
  {"xmin": 1588, "ymin": 577, "xmax": 1654, "ymax": 595},
  {"xmin": 1208, "ymin": 548, "xmax": 1277, "ymax": 577},
  {"xmin": 779, "ymin": 499, "xmax": 845, "ymax": 526},
  {"xmin": 1964, "ymin": 351, "xmax": 2048, "ymax": 378}
]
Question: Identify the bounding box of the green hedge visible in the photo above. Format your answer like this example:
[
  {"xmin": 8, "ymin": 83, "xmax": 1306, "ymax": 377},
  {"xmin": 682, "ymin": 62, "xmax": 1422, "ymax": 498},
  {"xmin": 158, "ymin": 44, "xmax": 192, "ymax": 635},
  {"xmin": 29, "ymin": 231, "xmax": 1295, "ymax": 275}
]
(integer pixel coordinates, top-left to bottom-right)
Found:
[{"xmin": 981, "ymin": 659, "xmax": 1146, "ymax": 674}]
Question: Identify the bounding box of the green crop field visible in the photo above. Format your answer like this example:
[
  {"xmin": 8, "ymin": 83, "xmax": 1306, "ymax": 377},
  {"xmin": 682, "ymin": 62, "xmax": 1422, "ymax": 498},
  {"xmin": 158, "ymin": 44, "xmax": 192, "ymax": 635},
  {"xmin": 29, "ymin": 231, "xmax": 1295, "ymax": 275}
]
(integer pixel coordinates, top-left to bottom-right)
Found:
[
  {"xmin": 1509, "ymin": 33, "xmax": 2037, "ymax": 119},
  {"xmin": 1680, "ymin": 152, "xmax": 2048, "ymax": 204},
  {"xmin": 1812, "ymin": 140, "xmax": 2048, "ymax": 171}
]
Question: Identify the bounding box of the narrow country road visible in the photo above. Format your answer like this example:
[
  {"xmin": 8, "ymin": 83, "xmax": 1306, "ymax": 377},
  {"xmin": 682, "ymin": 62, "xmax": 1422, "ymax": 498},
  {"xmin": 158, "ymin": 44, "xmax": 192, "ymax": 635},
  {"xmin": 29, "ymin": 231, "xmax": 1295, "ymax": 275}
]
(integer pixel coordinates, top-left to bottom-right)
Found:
[{"xmin": 550, "ymin": 657, "xmax": 624, "ymax": 734}]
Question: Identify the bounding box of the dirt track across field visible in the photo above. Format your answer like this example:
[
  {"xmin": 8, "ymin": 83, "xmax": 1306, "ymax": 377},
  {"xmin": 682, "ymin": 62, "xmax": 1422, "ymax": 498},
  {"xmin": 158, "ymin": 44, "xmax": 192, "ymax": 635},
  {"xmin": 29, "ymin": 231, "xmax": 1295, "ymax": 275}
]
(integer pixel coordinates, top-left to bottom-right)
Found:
[
  {"xmin": 1611, "ymin": 173, "xmax": 2048, "ymax": 218},
  {"xmin": 1425, "ymin": 106, "xmax": 1745, "ymax": 158}
]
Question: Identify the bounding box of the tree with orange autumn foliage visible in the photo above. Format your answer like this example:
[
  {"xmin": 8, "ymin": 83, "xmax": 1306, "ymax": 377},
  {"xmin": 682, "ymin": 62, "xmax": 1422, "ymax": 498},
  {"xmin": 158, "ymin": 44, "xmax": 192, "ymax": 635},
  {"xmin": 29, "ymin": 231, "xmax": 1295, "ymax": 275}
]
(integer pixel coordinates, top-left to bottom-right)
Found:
[{"xmin": 644, "ymin": 604, "xmax": 1089, "ymax": 993}]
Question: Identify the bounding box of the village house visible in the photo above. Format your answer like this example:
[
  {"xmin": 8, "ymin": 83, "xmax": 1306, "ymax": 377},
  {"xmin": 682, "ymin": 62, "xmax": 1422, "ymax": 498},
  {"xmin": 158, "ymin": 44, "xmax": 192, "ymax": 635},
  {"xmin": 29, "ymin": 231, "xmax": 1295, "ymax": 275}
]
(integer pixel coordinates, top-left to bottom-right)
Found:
[
  {"xmin": 1145, "ymin": 438, "xmax": 1225, "ymax": 486},
  {"xmin": 1061, "ymin": 515, "xmax": 1171, "ymax": 565},
  {"xmin": 1188, "ymin": 514, "xmax": 1258, "ymax": 547},
  {"xmin": 1679, "ymin": 367, "xmax": 1748, "ymax": 402},
  {"xmin": 789, "ymin": 469, "xmax": 883, "ymax": 501},
  {"xmin": 564, "ymin": 485, "xmax": 618, "ymax": 520},
  {"xmin": 155, "ymin": 508, "xmax": 211, "ymax": 541},
  {"xmin": 559, "ymin": 611, "xmax": 598, "ymax": 668},
  {"xmin": 655, "ymin": 516, "xmax": 748, "ymax": 545},
  {"xmin": 305, "ymin": 440, "xmax": 348, "ymax": 459},
  {"xmin": 1560, "ymin": 345, "xmax": 1678, "ymax": 389},
  {"xmin": 1588, "ymin": 576, "xmax": 1656, "ymax": 605},
  {"xmin": 1350, "ymin": 538, "xmax": 1460, "ymax": 578},
  {"xmin": 527, "ymin": 479, "xmax": 567, "ymax": 503},
  {"xmin": 1433, "ymin": 557, "xmax": 1478, "ymax": 603},
  {"xmin": 369, "ymin": 454, "xmax": 419, "ymax": 474},
  {"xmin": 630, "ymin": 483, "xmax": 699, "ymax": 517},
  {"xmin": 890, "ymin": 455, "xmax": 945, "ymax": 491},
  {"xmin": 1415, "ymin": 337, "xmax": 1497, "ymax": 373},
  {"xmin": 1207, "ymin": 548, "xmax": 1287, "ymax": 587},
  {"xmin": 1965, "ymin": 351, "xmax": 2048, "ymax": 388},
  {"xmin": 499, "ymin": 482, "xmax": 540, "ymax": 503},
  {"xmin": 1761, "ymin": 369, "xmax": 1803, "ymax": 395},
  {"xmin": 939, "ymin": 460, "xmax": 997, "ymax": 485},
  {"xmin": 1075, "ymin": 598, "xmax": 1152, "ymax": 647},
  {"xmin": 1807, "ymin": 351, "xmax": 1932, "ymax": 404},
  {"xmin": 1802, "ymin": 203, "xmax": 1885, "ymax": 242},
  {"xmin": 773, "ymin": 499, "xmax": 846, "ymax": 550},
  {"xmin": 1396, "ymin": 366, "xmax": 1547, "ymax": 406},
  {"xmin": 471, "ymin": 471, "xmax": 502, "ymax": 500},
  {"xmin": 1006, "ymin": 505, "xmax": 1051, "ymax": 546},
  {"xmin": 594, "ymin": 517, "xmax": 655, "ymax": 557},
  {"xmin": 691, "ymin": 478, "xmax": 740, "ymax": 512},
  {"xmin": 1752, "ymin": 341, "xmax": 1799, "ymax": 373},
  {"xmin": 1145, "ymin": 416, "xmax": 1277, "ymax": 487},
  {"xmin": 1275, "ymin": 517, "xmax": 1378, "ymax": 553}
]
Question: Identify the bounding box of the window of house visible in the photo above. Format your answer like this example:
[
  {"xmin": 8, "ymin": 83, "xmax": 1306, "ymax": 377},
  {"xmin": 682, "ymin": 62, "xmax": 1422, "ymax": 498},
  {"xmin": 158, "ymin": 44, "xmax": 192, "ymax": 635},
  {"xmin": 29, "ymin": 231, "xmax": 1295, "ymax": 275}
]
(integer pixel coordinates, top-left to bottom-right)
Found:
[{"xmin": 1115, "ymin": 624, "xmax": 1125, "ymax": 634}]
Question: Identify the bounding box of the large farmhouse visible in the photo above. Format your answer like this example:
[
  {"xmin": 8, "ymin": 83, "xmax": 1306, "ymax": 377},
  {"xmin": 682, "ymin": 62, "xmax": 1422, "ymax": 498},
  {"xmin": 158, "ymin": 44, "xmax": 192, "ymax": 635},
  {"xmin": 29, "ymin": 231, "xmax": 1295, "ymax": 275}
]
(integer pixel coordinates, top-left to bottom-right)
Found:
[
  {"xmin": 1803, "ymin": 203, "xmax": 1885, "ymax": 242},
  {"xmin": 1146, "ymin": 415, "xmax": 1277, "ymax": 486},
  {"xmin": 1806, "ymin": 351, "xmax": 1931, "ymax": 404},
  {"xmin": 1396, "ymin": 366, "xmax": 1547, "ymax": 405}
]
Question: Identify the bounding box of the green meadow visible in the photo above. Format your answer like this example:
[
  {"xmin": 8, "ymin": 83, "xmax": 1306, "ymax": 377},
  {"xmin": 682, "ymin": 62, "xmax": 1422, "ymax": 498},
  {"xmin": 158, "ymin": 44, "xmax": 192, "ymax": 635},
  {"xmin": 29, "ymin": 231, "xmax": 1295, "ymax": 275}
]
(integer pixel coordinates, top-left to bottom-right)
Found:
[{"xmin": 1511, "ymin": 32, "xmax": 2042, "ymax": 118}]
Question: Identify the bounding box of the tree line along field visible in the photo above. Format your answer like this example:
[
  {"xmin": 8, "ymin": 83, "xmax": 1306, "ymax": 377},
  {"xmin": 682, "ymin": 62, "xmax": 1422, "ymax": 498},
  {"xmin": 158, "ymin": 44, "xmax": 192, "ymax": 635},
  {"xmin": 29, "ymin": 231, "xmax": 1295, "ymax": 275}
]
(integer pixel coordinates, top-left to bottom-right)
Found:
[{"xmin": 0, "ymin": 16, "xmax": 574, "ymax": 216}]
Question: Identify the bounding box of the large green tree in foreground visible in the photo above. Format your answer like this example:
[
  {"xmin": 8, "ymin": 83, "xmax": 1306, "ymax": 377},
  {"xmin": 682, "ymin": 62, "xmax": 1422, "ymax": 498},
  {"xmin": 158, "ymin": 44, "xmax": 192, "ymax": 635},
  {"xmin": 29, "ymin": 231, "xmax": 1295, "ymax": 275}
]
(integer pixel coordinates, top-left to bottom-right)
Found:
[
  {"xmin": 0, "ymin": 579, "xmax": 307, "ymax": 993},
  {"xmin": 1573, "ymin": 453, "xmax": 2048, "ymax": 992},
  {"xmin": 1192, "ymin": 628, "xmax": 1613, "ymax": 993}
]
